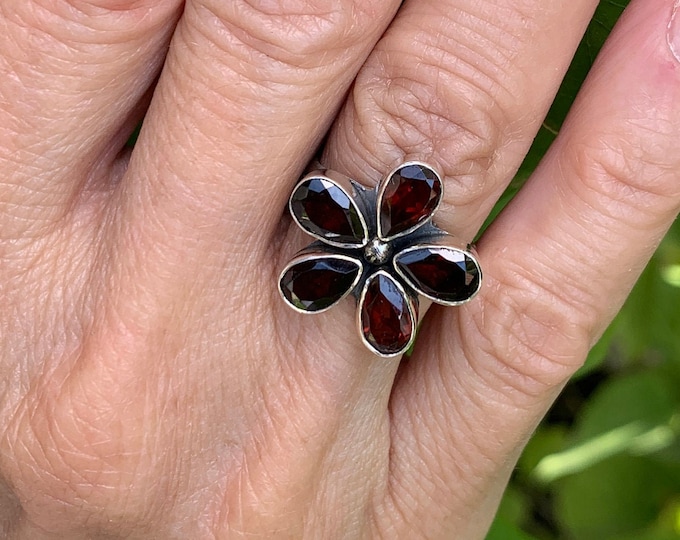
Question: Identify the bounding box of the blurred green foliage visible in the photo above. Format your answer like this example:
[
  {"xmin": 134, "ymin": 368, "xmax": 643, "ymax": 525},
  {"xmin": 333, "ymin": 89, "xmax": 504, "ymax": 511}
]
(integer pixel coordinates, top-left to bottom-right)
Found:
[{"xmin": 486, "ymin": 1, "xmax": 680, "ymax": 538}]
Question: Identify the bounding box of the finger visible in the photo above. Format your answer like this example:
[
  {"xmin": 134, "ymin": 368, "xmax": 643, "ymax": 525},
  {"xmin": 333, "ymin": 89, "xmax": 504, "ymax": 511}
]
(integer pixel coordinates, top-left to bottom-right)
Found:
[
  {"xmin": 118, "ymin": 0, "xmax": 402, "ymax": 260},
  {"xmin": 288, "ymin": 0, "xmax": 602, "ymax": 521},
  {"xmin": 323, "ymin": 0, "xmax": 598, "ymax": 242},
  {"xmin": 389, "ymin": 0, "xmax": 680, "ymax": 535},
  {"xmin": 269, "ymin": 0, "xmax": 602, "ymax": 466},
  {"xmin": 82, "ymin": 1, "xmax": 407, "ymax": 530},
  {"xmin": 271, "ymin": 0, "xmax": 600, "ymax": 385},
  {"xmin": 107, "ymin": 0, "xmax": 406, "ymax": 378},
  {"xmin": 0, "ymin": 0, "xmax": 182, "ymax": 238}
]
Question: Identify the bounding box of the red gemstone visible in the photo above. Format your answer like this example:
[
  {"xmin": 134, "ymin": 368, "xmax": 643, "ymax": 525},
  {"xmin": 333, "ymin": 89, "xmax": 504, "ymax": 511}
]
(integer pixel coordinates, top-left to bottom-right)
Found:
[
  {"xmin": 379, "ymin": 164, "xmax": 442, "ymax": 239},
  {"xmin": 281, "ymin": 258, "xmax": 361, "ymax": 312},
  {"xmin": 291, "ymin": 178, "xmax": 365, "ymax": 245},
  {"xmin": 395, "ymin": 247, "xmax": 480, "ymax": 303},
  {"xmin": 361, "ymin": 273, "xmax": 415, "ymax": 355}
]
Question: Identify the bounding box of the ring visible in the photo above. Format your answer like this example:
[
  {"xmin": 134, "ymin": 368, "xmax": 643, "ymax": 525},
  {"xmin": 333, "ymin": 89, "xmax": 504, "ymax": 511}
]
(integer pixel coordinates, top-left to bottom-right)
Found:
[{"xmin": 279, "ymin": 161, "xmax": 482, "ymax": 357}]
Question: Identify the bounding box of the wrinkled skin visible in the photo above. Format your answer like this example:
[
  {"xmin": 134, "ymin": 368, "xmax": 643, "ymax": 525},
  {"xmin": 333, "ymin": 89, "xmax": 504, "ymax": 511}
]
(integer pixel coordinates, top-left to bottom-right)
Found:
[{"xmin": 1, "ymin": 0, "xmax": 679, "ymax": 538}]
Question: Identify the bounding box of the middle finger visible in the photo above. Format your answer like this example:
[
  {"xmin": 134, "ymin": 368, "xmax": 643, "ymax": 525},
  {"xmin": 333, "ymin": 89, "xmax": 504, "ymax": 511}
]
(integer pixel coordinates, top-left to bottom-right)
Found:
[{"xmin": 117, "ymin": 0, "xmax": 402, "ymax": 259}]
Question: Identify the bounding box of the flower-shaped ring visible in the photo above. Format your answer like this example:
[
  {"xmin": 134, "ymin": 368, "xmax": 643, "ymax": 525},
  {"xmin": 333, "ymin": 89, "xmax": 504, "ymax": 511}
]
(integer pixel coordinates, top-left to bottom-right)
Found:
[{"xmin": 279, "ymin": 162, "xmax": 482, "ymax": 357}]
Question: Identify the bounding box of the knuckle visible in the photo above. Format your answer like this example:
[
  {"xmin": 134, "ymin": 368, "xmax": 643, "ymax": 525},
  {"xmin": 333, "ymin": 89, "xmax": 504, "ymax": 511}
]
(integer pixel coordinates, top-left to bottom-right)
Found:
[
  {"xmin": 354, "ymin": 45, "xmax": 509, "ymax": 195},
  {"xmin": 15, "ymin": 0, "xmax": 177, "ymax": 37},
  {"xmin": 0, "ymin": 318, "xmax": 165, "ymax": 532},
  {"xmin": 3, "ymin": 396, "xmax": 123, "ymax": 531},
  {"xmin": 566, "ymin": 123, "xmax": 680, "ymax": 208},
  {"xmin": 468, "ymin": 257, "xmax": 595, "ymax": 396},
  {"xmin": 188, "ymin": 0, "xmax": 387, "ymax": 70}
]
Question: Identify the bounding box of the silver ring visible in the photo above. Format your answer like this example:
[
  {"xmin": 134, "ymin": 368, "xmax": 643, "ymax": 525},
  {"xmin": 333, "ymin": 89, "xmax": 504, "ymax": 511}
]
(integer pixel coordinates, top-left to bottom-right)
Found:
[{"xmin": 279, "ymin": 161, "xmax": 482, "ymax": 358}]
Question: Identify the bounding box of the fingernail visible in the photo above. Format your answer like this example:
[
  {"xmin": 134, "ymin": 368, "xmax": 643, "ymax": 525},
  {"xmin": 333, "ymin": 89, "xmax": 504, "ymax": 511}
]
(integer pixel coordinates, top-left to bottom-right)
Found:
[{"xmin": 668, "ymin": 0, "xmax": 680, "ymax": 63}]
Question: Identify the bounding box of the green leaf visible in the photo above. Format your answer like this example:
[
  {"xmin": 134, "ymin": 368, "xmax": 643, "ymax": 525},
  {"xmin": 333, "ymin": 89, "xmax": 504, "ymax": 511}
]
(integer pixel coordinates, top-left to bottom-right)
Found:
[
  {"xmin": 532, "ymin": 371, "xmax": 679, "ymax": 483},
  {"xmin": 518, "ymin": 425, "xmax": 568, "ymax": 476},
  {"xmin": 662, "ymin": 264, "xmax": 680, "ymax": 288},
  {"xmin": 495, "ymin": 484, "xmax": 531, "ymax": 526},
  {"xmin": 486, "ymin": 517, "xmax": 539, "ymax": 540},
  {"xmin": 572, "ymin": 321, "xmax": 617, "ymax": 380},
  {"xmin": 555, "ymin": 455, "xmax": 678, "ymax": 540},
  {"xmin": 533, "ymin": 421, "xmax": 677, "ymax": 484},
  {"xmin": 573, "ymin": 370, "xmax": 679, "ymax": 442},
  {"xmin": 659, "ymin": 219, "xmax": 680, "ymax": 288},
  {"xmin": 614, "ymin": 256, "xmax": 680, "ymax": 364},
  {"xmin": 618, "ymin": 530, "xmax": 680, "ymax": 540}
]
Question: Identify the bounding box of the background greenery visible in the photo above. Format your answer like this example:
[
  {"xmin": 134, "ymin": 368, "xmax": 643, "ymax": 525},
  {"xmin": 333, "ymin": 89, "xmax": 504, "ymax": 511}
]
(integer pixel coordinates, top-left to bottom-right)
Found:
[{"xmin": 485, "ymin": 1, "xmax": 680, "ymax": 538}]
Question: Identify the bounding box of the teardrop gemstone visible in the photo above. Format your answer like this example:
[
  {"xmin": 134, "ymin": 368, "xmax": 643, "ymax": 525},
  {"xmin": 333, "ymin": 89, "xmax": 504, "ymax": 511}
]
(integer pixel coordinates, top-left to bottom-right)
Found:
[
  {"xmin": 379, "ymin": 163, "xmax": 442, "ymax": 239},
  {"xmin": 361, "ymin": 273, "xmax": 416, "ymax": 356},
  {"xmin": 280, "ymin": 257, "xmax": 361, "ymax": 312},
  {"xmin": 395, "ymin": 247, "xmax": 480, "ymax": 304},
  {"xmin": 290, "ymin": 178, "xmax": 366, "ymax": 246}
]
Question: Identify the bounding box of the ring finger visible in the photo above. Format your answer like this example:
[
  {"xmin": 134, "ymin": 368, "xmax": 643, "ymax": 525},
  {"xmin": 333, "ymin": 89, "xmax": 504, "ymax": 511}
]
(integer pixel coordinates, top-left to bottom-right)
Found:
[
  {"xmin": 282, "ymin": 0, "xmax": 602, "ymax": 366},
  {"xmin": 324, "ymin": 0, "xmax": 598, "ymax": 241}
]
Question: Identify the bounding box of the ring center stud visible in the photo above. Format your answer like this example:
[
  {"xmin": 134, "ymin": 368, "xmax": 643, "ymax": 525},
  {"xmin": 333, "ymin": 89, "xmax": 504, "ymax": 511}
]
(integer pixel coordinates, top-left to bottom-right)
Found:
[{"xmin": 364, "ymin": 238, "xmax": 392, "ymax": 265}]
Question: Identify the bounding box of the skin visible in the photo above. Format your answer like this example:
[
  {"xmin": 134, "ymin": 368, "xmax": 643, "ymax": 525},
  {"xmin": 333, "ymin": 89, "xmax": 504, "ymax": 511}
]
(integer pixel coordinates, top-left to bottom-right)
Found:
[{"xmin": 0, "ymin": 0, "xmax": 679, "ymax": 537}]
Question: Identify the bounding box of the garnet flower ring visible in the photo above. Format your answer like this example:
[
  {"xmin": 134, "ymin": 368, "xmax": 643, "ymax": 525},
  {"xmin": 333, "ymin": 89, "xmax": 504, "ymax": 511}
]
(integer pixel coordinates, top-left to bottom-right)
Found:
[{"xmin": 279, "ymin": 162, "xmax": 482, "ymax": 357}]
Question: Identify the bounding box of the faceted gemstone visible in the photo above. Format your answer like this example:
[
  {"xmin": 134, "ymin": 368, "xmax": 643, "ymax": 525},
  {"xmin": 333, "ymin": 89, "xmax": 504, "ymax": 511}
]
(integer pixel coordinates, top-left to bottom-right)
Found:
[
  {"xmin": 395, "ymin": 247, "xmax": 480, "ymax": 304},
  {"xmin": 280, "ymin": 258, "xmax": 361, "ymax": 312},
  {"xmin": 291, "ymin": 178, "xmax": 366, "ymax": 245},
  {"xmin": 361, "ymin": 273, "xmax": 415, "ymax": 355},
  {"xmin": 379, "ymin": 164, "xmax": 442, "ymax": 239}
]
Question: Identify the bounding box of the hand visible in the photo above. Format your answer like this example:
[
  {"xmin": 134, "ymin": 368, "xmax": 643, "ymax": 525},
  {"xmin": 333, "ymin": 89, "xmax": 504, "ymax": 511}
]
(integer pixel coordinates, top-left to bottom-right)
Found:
[{"xmin": 1, "ymin": 0, "xmax": 679, "ymax": 537}]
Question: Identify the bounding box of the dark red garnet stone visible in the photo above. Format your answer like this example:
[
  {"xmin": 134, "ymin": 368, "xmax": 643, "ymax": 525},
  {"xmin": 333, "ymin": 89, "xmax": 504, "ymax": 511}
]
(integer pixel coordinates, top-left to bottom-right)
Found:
[
  {"xmin": 281, "ymin": 258, "xmax": 360, "ymax": 312},
  {"xmin": 379, "ymin": 164, "xmax": 442, "ymax": 239},
  {"xmin": 361, "ymin": 273, "xmax": 415, "ymax": 355},
  {"xmin": 395, "ymin": 247, "xmax": 479, "ymax": 303},
  {"xmin": 291, "ymin": 178, "xmax": 364, "ymax": 245}
]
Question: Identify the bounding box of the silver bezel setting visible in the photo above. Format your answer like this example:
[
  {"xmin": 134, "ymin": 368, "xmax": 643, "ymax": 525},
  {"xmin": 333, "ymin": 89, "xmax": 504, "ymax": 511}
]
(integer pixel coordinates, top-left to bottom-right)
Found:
[
  {"xmin": 279, "ymin": 251, "xmax": 364, "ymax": 315},
  {"xmin": 289, "ymin": 169, "xmax": 370, "ymax": 249},
  {"xmin": 356, "ymin": 269, "xmax": 419, "ymax": 358},
  {"xmin": 376, "ymin": 161, "xmax": 444, "ymax": 242},
  {"xmin": 393, "ymin": 241, "xmax": 483, "ymax": 307},
  {"xmin": 280, "ymin": 160, "xmax": 483, "ymax": 358}
]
